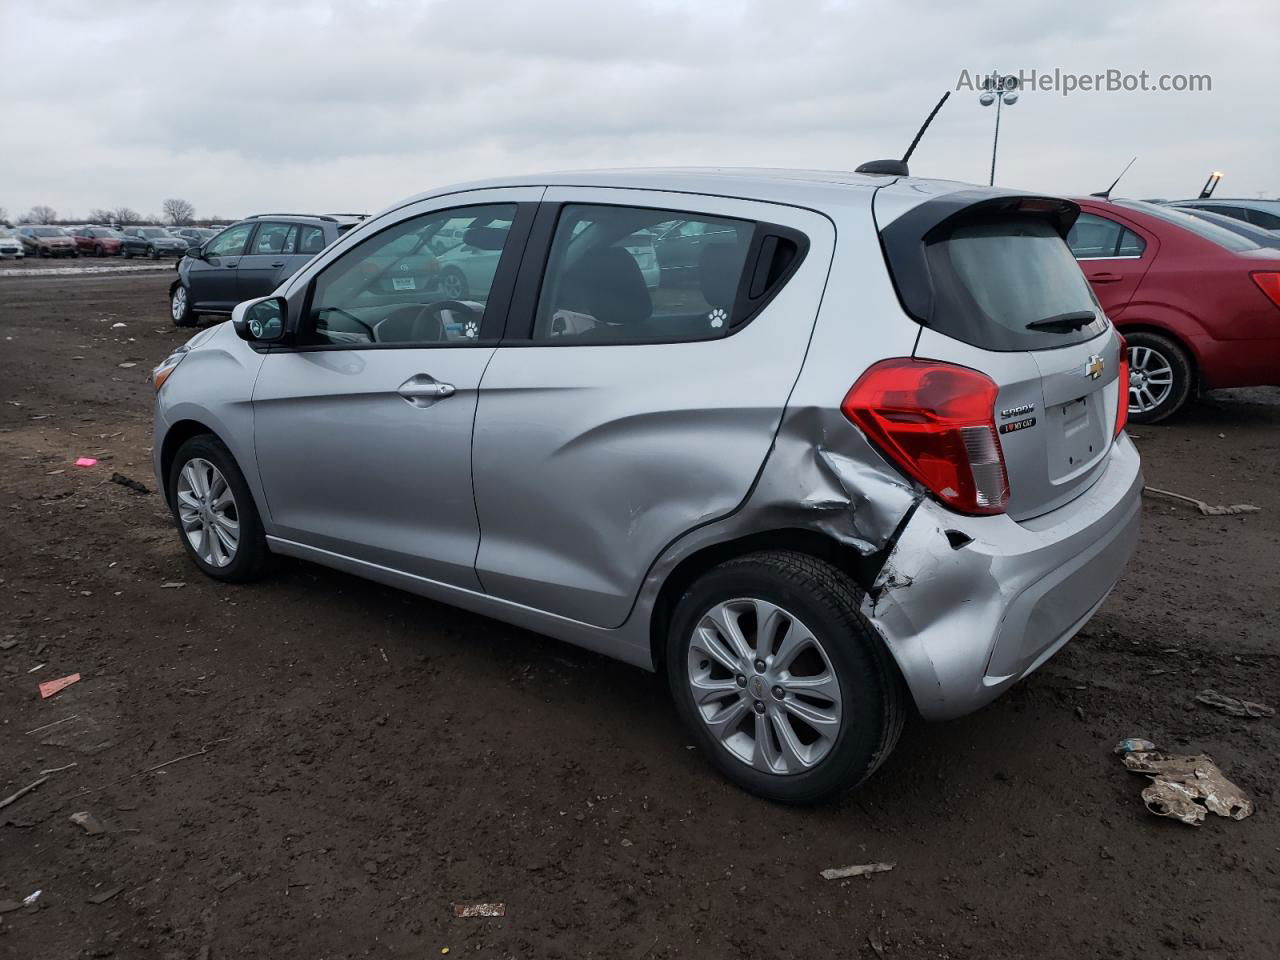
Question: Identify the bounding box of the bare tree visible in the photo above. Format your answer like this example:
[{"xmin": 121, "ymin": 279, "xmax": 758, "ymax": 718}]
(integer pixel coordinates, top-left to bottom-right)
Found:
[
  {"xmin": 25, "ymin": 205, "xmax": 57, "ymax": 224},
  {"xmin": 0, "ymin": 206, "xmax": 7, "ymax": 225},
  {"xmin": 162, "ymin": 198, "xmax": 195, "ymax": 226},
  {"xmin": 88, "ymin": 208, "xmax": 114, "ymax": 224},
  {"xmin": 112, "ymin": 207, "xmax": 142, "ymax": 226}
]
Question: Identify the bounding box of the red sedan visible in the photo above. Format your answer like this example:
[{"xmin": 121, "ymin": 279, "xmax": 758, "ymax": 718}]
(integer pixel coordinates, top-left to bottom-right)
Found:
[
  {"xmin": 71, "ymin": 226, "xmax": 124, "ymax": 257},
  {"xmin": 1068, "ymin": 198, "xmax": 1280, "ymax": 421}
]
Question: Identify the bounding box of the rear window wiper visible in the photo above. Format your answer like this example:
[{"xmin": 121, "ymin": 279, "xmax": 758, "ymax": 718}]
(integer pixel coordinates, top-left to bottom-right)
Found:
[{"xmin": 1025, "ymin": 310, "xmax": 1096, "ymax": 333}]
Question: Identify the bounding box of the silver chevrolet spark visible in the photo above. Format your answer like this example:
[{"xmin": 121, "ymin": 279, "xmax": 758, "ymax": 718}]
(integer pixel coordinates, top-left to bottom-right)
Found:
[{"xmin": 152, "ymin": 169, "xmax": 1142, "ymax": 802}]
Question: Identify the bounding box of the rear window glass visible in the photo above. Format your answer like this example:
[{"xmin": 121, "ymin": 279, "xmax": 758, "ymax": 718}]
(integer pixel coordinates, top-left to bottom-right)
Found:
[
  {"xmin": 1115, "ymin": 201, "xmax": 1260, "ymax": 252},
  {"xmin": 923, "ymin": 217, "xmax": 1108, "ymax": 351}
]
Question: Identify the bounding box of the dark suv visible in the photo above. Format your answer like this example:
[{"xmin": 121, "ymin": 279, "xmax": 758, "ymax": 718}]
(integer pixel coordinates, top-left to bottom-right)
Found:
[{"xmin": 170, "ymin": 214, "xmax": 362, "ymax": 326}]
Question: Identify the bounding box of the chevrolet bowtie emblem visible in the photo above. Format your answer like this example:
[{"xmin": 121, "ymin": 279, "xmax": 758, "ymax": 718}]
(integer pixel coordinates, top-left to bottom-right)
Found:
[{"xmin": 1085, "ymin": 355, "xmax": 1104, "ymax": 380}]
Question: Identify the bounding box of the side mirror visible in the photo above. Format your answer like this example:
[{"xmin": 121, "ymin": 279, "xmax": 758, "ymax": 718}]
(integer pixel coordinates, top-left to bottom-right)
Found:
[
  {"xmin": 232, "ymin": 296, "xmax": 288, "ymax": 343},
  {"xmin": 187, "ymin": 245, "xmax": 205, "ymax": 260}
]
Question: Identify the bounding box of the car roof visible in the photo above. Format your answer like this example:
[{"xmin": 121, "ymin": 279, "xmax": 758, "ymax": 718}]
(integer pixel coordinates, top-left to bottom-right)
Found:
[
  {"xmin": 1167, "ymin": 198, "xmax": 1280, "ymax": 211},
  {"xmin": 383, "ymin": 167, "xmax": 996, "ymax": 214},
  {"xmin": 244, "ymin": 213, "xmax": 365, "ymax": 225}
]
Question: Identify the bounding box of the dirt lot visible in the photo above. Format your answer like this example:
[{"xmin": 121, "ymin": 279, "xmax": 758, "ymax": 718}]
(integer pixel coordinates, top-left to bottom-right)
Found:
[{"xmin": 1, "ymin": 269, "xmax": 1277, "ymax": 959}]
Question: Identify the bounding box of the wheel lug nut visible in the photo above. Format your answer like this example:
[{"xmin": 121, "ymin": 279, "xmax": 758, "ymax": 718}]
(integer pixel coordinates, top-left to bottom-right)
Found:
[
  {"xmin": 753, "ymin": 700, "xmax": 766, "ymax": 714},
  {"xmin": 772, "ymin": 686, "xmax": 785, "ymax": 700},
  {"xmin": 735, "ymin": 674, "xmax": 746, "ymax": 687},
  {"xmin": 753, "ymin": 659, "xmax": 766, "ymax": 672}
]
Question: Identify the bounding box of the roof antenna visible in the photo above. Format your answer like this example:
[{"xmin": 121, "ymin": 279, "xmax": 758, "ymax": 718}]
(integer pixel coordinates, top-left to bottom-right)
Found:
[
  {"xmin": 1091, "ymin": 157, "xmax": 1137, "ymax": 199},
  {"xmin": 856, "ymin": 90, "xmax": 951, "ymax": 177}
]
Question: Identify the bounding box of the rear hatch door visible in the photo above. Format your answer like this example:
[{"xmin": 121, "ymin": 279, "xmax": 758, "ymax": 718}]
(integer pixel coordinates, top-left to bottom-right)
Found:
[{"xmin": 878, "ymin": 190, "xmax": 1125, "ymax": 521}]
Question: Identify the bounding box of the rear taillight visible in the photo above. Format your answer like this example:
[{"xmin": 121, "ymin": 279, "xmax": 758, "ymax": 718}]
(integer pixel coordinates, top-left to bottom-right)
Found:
[
  {"xmin": 1114, "ymin": 333, "xmax": 1130, "ymax": 438},
  {"xmin": 841, "ymin": 358, "xmax": 1010, "ymax": 516},
  {"xmin": 1251, "ymin": 272, "xmax": 1280, "ymax": 309}
]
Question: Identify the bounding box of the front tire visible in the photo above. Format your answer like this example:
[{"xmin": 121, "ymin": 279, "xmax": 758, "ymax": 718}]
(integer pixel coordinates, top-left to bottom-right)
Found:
[
  {"xmin": 666, "ymin": 551, "xmax": 906, "ymax": 803},
  {"xmin": 1125, "ymin": 331, "xmax": 1193, "ymax": 424},
  {"xmin": 167, "ymin": 435, "xmax": 271, "ymax": 583},
  {"xmin": 147, "ymin": 245, "xmax": 158, "ymax": 260},
  {"xmin": 171, "ymin": 285, "xmax": 197, "ymax": 327},
  {"xmin": 94, "ymin": 244, "xmax": 104, "ymax": 257}
]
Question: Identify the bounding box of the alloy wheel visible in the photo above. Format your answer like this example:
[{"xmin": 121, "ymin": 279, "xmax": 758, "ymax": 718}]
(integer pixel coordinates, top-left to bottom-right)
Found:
[
  {"xmin": 171, "ymin": 287, "xmax": 187, "ymax": 321},
  {"xmin": 441, "ymin": 271, "xmax": 465, "ymax": 298},
  {"xmin": 687, "ymin": 598, "xmax": 843, "ymax": 775},
  {"xmin": 1128, "ymin": 344, "xmax": 1175, "ymax": 414},
  {"xmin": 176, "ymin": 458, "xmax": 240, "ymax": 567}
]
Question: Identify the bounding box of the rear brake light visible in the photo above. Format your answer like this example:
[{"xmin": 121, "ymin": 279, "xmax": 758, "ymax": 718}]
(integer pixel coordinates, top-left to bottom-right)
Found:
[
  {"xmin": 1251, "ymin": 272, "xmax": 1280, "ymax": 309},
  {"xmin": 1115, "ymin": 333, "xmax": 1130, "ymax": 438},
  {"xmin": 841, "ymin": 358, "xmax": 1010, "ymax": 516}
]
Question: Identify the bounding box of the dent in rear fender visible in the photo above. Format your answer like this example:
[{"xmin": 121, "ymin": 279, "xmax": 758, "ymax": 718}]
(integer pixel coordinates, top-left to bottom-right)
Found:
[
  {"xmin": 631, "ymin": 406, "xmax": 923, "ymax": 638},
  {"xmin": 751, "ymin": 406, "xmax": 922, "ymax": 553}
]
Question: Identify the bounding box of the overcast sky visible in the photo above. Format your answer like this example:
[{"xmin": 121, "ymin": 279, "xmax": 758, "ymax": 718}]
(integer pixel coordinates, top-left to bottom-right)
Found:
[{"xmin": 2, "ymin": 0, "xmax": 1276, "ymax": 222}]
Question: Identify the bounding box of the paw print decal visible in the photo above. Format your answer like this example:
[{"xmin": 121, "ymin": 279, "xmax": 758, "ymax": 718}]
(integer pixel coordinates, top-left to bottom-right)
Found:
[
  {"xmin": 463, "ymin": 320, "xmax": 479, "ymax": 338},
  {"xmin": 708, "ymin": 308, "xmax": 727, "ymax": 329}
]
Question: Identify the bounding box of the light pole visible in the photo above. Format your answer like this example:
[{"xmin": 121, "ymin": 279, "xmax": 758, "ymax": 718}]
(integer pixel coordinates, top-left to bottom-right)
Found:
[{"xmin": 979, "ymin": 74, "xmax": 1020, "ymax": 186}]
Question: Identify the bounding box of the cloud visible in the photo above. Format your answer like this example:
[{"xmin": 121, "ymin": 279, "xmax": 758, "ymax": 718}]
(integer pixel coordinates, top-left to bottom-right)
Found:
[{"xmin": 1, "ymin": 0, "xmax": 1275, "ymax": 220}]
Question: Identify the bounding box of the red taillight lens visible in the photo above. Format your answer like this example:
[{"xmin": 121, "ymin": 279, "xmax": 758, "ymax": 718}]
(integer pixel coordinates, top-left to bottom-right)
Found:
[
  {"xmin": 1251, "ymin": 272, "xmax": 1280, "ymax": 309},
  {"xmin": 1114, "ymin": 333, "xmax": 1130, "ymax": 438},
  {"xmin": 841, "ymin": 358, "xmax": 1010, "ymax": 516}
]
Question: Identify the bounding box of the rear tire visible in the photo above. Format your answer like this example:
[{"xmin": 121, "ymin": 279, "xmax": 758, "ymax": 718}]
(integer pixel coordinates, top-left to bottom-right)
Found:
[
  {"xmin": 666, "ymin": 550, "xmax": 906, "ymax": 803},
  {"xmin": 147, "ymin": 245, "xmax": 158, "ymax": 260},
  {"xmin": 167, "ymin": 435, "xmax": 271, "ymax": 583},
  {"xmin": 1125, "ymin": 330, "xmax": 1193, "ymax": 424}
]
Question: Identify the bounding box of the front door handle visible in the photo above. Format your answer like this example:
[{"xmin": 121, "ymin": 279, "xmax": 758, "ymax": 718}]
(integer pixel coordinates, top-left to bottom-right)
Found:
[
  {"xmin": 398, "ymin": 375, "xmax": 456, "ymax": 407},
  {"xmin": 1089, "ymin": 271, "xmax": 1122, "ymax": 283},
  {"xmin": 270, "ymin": 260, "xmax": 285, "ymax": 267}
]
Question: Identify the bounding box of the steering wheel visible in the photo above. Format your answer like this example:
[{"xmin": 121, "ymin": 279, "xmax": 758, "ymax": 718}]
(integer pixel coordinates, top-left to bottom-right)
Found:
[{"xmin": 412, "ymin": 299, "xmax": 482, "ymax": 337}]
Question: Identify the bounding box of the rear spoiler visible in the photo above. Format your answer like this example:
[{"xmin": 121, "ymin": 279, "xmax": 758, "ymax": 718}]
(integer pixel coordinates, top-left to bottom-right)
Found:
[{"xmin": 877, "ymin": 191, "xmax": 1081, "ymax": 326}]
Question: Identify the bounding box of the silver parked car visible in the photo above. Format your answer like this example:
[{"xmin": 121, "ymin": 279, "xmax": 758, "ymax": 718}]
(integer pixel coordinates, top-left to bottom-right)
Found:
[{"xmin": 151, "ymin": 169, "xmax": 1142, "ymax": 802}]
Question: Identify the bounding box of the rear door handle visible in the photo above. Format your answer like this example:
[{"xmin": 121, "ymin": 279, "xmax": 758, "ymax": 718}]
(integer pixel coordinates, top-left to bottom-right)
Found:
[
  {"xmin": 398, "ymin": 375, "xmax": 456, "ymax": 407},
  {"xmin": 1089, "ymin": 271, "xmax": 1122, "ymax": 283},
  {"xmin": 270, "ymin": 260, "xmax": 285, "ymax": 267}
]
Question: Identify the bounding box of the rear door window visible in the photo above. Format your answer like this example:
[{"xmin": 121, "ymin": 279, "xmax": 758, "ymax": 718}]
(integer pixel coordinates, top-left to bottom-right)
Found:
[
  {"xmin": 1067, "ymin": 213, "xmax": 1144, "ymax": 258},
  {"xmin": 298, "ymin": 226, "xmax": 327, "ymax": 254},
  {"xmin": 922, "ymin": 217, "xmax": 1108, "ymax": 351},
  {"xmin": 251, "ymin": 222, "xmax": 294, "ymax": 255},
  {"xmin": 530, "ymin": 205, "xmax": 755, "ymax": 344}
]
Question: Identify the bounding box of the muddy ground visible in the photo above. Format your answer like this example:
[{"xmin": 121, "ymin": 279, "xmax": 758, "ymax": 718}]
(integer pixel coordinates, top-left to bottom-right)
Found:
[{"xmin": 1, "ymin": 270, "xmax": 1277, "ymax": 959}]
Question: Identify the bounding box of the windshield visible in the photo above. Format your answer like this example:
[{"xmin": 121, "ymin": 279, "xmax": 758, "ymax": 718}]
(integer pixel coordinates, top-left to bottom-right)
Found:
[
  {"xmin": 32, "ymin": 227, "xmax": 66, "ymax": 237},
  {"xmin": 0, "ymin": 228, "xmax": 16, "ymax": 238},
  {"xmin": 139, "ymin": 227, "xmax": 170, "ymax": 238},
  {"xmin": 1115, "ymin": 200, "xmax": 1260, "ymax": 252}
]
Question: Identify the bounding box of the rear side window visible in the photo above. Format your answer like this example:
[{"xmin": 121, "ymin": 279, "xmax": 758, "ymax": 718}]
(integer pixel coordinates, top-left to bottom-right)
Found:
[
  {"xmin": 298, "ymin": 225, "xmax": 326, "ymax": 254},
  {"xmin": 922, "ymin": 217, "xmax": 1107, "ymax": 351},
  {"xmin": 1067, "ymin": 213, "xmax": 1145, "ymax": 258},
  {"xmin": 252, "ymin": 222, "xmax": 294, "ymax": 254},
  {"xmin": 531, "ymin": 205, "xmax": 755, "ymax": 344}
]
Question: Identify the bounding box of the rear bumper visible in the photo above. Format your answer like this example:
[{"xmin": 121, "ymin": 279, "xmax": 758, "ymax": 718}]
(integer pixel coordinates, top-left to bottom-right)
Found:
[{"xmin": 863, "ymin": 432, "xmax": 1143, "ymax": 720}]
